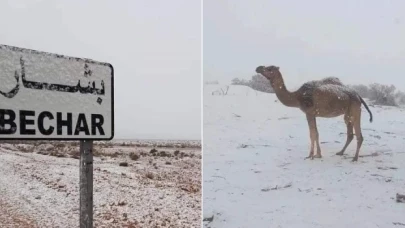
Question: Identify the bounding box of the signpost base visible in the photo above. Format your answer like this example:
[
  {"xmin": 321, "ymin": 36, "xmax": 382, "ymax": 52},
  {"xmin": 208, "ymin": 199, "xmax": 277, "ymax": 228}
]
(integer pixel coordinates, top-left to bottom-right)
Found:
[{"xmin": 80, "ymin": 140, "xmax": 94, "ymax": 228}]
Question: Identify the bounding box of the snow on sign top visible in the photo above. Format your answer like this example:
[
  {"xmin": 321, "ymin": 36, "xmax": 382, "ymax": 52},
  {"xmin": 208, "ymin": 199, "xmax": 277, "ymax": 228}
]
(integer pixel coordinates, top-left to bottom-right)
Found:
[{"xmin": 0, "ymin": 44, "xmax": 114, "ymax": 140}]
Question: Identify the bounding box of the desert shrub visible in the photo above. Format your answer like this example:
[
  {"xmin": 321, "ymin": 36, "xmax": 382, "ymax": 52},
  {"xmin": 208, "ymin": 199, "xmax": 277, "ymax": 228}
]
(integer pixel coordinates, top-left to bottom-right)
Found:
[
  {"xmin": 231, "ymin": 78, "xmax": 249, "ymax": 86},
  {"xmin": 249, "ymin": 75, "xmax": 274, "ymax": 93},
  {"xmin": 395, "ymin": 91, "xmax": 405, "ymax": 105},
  {"xmin": 205, "ymin": 80, "xmax": 219, "ymax": 85},
  {"xmin": 348, "ymin": 84, "xmax": 371, "ymax": 99},
  {"xmin": 231, "ymin": 75, "xmax": 274, "ymax": 93},
  {"xmin": 368, "ymin": 83, "xmax": 398, "ymax": 106},
  {"xmin": 129, "ymin": 152, "xmax": 140, "ymax": 161},
  {"xmin": 346, "ymin": 83, "xmax": 405, "ymax": 106},
  {"xmin": 145, "ymin": 172, "xmax": 154, "ymax": 179}
]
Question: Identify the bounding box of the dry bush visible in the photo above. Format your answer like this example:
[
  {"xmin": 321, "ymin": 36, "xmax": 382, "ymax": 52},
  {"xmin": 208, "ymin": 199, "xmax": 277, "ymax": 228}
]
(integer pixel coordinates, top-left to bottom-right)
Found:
[
  {"xmin": 368, "ymin": 83, "xmax": 398, "ymax": 106},
  {"xmin": 69, "ymin": 150, "xmax": 80, "ymax": 159},
  {"xmin": 53, "ymin": 142, "xmax": 66, "ymax": 149},
  {"xmin": 145, "ymin": 172, "xmax": 154, "ymax": 179},
  {"xmin": 49, "ymin": 151, "xmax": 66, "ymax": 158},
  {"xmin": 16, "ymin": 145, "xmax": 34, "ymax": 153},
  {"xmin": 232, "ymin": 75, "xmax": 274, "ymax": 93},
  {"xmin": 348, "ymin": 83, "xmax": 405, "ymax": 106},
  {"xmin": 129, "ymin": 152, "xmax": 140, "ymax": 161}
]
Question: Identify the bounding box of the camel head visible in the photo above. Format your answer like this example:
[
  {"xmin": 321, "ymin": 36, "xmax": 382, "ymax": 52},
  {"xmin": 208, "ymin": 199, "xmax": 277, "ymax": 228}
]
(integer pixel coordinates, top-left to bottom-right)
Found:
[{"xmin": 255, "ymin": 65, "xmax": 280, "ymax": 81}]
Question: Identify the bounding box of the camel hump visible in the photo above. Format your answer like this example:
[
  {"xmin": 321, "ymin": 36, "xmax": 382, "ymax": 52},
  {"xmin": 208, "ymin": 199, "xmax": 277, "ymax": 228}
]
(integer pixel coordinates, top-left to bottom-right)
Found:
[{"xmin": 320, "ymin": 77, "xmax": 343, "ymax": 85}]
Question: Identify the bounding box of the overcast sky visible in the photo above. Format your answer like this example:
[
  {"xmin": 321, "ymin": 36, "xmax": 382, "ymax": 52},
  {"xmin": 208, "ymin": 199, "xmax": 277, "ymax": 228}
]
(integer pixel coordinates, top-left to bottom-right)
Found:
[
  {"xmin": 0, "ymin": 0, "xmax": 201, "ymax": 140},
  {"xmin": 204, "ymin": 0, "xmax": 405, "ymax": 91}
]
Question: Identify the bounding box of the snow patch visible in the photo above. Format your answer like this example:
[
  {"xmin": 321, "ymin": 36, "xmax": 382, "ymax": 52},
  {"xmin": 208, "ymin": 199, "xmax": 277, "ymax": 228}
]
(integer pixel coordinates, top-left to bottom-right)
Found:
[{"xmin": 203, "ymin": 84, "xmax": 405, "ymax": 227}]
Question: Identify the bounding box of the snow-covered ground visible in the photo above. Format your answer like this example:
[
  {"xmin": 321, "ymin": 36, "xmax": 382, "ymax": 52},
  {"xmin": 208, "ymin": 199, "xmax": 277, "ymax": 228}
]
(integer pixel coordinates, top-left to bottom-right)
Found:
[
  {"xmin": 203, "ymin": 84, "xmax": 405, "ymax": 228},
  {"xmin": 0, "ymin": 140, "xmax": 201, "ymax": 228}
]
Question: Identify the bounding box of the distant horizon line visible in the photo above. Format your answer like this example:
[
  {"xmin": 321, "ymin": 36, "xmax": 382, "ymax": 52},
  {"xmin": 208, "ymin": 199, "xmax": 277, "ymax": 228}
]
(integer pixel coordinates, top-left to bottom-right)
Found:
[{"xmin": 112, "ymin": 137, "xmax": 201, "ymax": 141}]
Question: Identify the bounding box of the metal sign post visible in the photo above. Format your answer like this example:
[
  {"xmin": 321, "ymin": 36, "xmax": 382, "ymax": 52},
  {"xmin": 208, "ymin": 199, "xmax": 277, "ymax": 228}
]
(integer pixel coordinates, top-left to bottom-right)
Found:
[{"xmin": 80, "ymin": 140, "xmax": 94, "ymax": 228}]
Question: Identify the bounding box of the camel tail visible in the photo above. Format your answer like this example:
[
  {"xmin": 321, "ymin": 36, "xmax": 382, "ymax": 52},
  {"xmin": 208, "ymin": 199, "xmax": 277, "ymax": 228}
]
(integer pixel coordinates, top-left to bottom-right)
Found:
[{"xmin": 359, "ymin": 96, "xmax": 373, "ymax": 123}]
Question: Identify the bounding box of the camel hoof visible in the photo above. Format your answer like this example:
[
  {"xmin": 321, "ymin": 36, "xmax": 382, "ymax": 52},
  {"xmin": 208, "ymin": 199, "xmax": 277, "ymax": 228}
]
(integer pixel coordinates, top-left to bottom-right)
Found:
[
  {"xmin": 304, "ymin": 155, "xmax": 313, "ymax": 160},
  {"xmin": 352, "ymin": 157, "xmax": 358, "ymax": 162},
  {"xmin": 336, "ymin": 151, "xmax": 344, "ymax": 156},
  {"xmin": 314, "ymin": 154, "xmax": 322, "ymax": 158}
]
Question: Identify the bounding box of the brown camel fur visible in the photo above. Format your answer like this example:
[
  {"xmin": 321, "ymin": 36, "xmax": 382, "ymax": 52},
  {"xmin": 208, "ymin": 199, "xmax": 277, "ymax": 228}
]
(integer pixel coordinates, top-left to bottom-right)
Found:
[{"xmin": 255, "ymin": 65, "xmax": 373, "ymax": 162}]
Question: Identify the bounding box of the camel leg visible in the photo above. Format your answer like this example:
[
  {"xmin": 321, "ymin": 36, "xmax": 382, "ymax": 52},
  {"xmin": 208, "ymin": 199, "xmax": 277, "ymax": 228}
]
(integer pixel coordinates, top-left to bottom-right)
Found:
[
  {"xmin": 336, "ymin": 113, "xmax": 354, "ymax": 156},
  {"xmin": 305, "ymin": 114, "xmax": 316, "ymax": 160},
  {"xmin": 314, "ymin": 118, "xmax": 322, "ymax": 158},
  {"xmin": 352, "ymin": 108, "xmax": 363, "ymax": 162}
]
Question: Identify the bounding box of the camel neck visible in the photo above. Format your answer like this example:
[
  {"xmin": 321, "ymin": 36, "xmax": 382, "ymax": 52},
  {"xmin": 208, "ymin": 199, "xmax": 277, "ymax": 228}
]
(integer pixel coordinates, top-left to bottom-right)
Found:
[{"xmin": 271, "ymin": 76, "xmax": 299, "ymax": 107}]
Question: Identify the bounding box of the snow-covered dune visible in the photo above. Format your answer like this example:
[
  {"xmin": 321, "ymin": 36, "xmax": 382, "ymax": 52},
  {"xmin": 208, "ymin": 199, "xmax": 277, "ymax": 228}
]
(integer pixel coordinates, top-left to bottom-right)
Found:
[{"xmin": 203, "ymin": 84, "xmax": 405, "ymax": 228}]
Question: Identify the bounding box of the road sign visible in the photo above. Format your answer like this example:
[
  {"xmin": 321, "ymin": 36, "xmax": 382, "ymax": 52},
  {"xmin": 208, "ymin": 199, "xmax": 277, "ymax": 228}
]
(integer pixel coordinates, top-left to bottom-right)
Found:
[
  {"xmin": 0, "ymin": 44, "xmax": 114, "ymax": 140},
  {"xmin": 0, "ymin": 44, "xmax": 115, "ymax": 228}
]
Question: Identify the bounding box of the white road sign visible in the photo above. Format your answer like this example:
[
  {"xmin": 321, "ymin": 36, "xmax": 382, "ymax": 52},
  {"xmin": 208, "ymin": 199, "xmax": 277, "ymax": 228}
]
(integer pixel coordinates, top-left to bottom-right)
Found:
[{"xmin": 0, "ymin": 44, "xmax": 114, "ymax": 140}]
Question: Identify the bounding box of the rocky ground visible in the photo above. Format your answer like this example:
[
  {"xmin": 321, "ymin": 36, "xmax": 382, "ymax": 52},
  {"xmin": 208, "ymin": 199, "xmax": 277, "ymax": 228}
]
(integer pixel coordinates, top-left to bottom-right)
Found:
[{"xmin": 0, "ymin": 139, "xmax": 201, "ymax": 228}]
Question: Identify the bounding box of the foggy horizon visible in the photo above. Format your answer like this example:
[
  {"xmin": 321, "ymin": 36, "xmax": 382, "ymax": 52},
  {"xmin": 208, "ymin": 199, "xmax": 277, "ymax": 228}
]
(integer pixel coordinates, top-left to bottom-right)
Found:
[{"xmin": 204, "ymin": 0, "xmax": 405, "ymax": 92}]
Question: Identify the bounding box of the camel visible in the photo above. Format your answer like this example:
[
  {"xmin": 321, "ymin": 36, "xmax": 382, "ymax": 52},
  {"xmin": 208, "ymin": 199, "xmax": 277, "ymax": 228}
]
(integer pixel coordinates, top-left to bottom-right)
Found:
[{"xmin": 255, "ymin": 65, "xmax": 373, "ymax": 162}]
